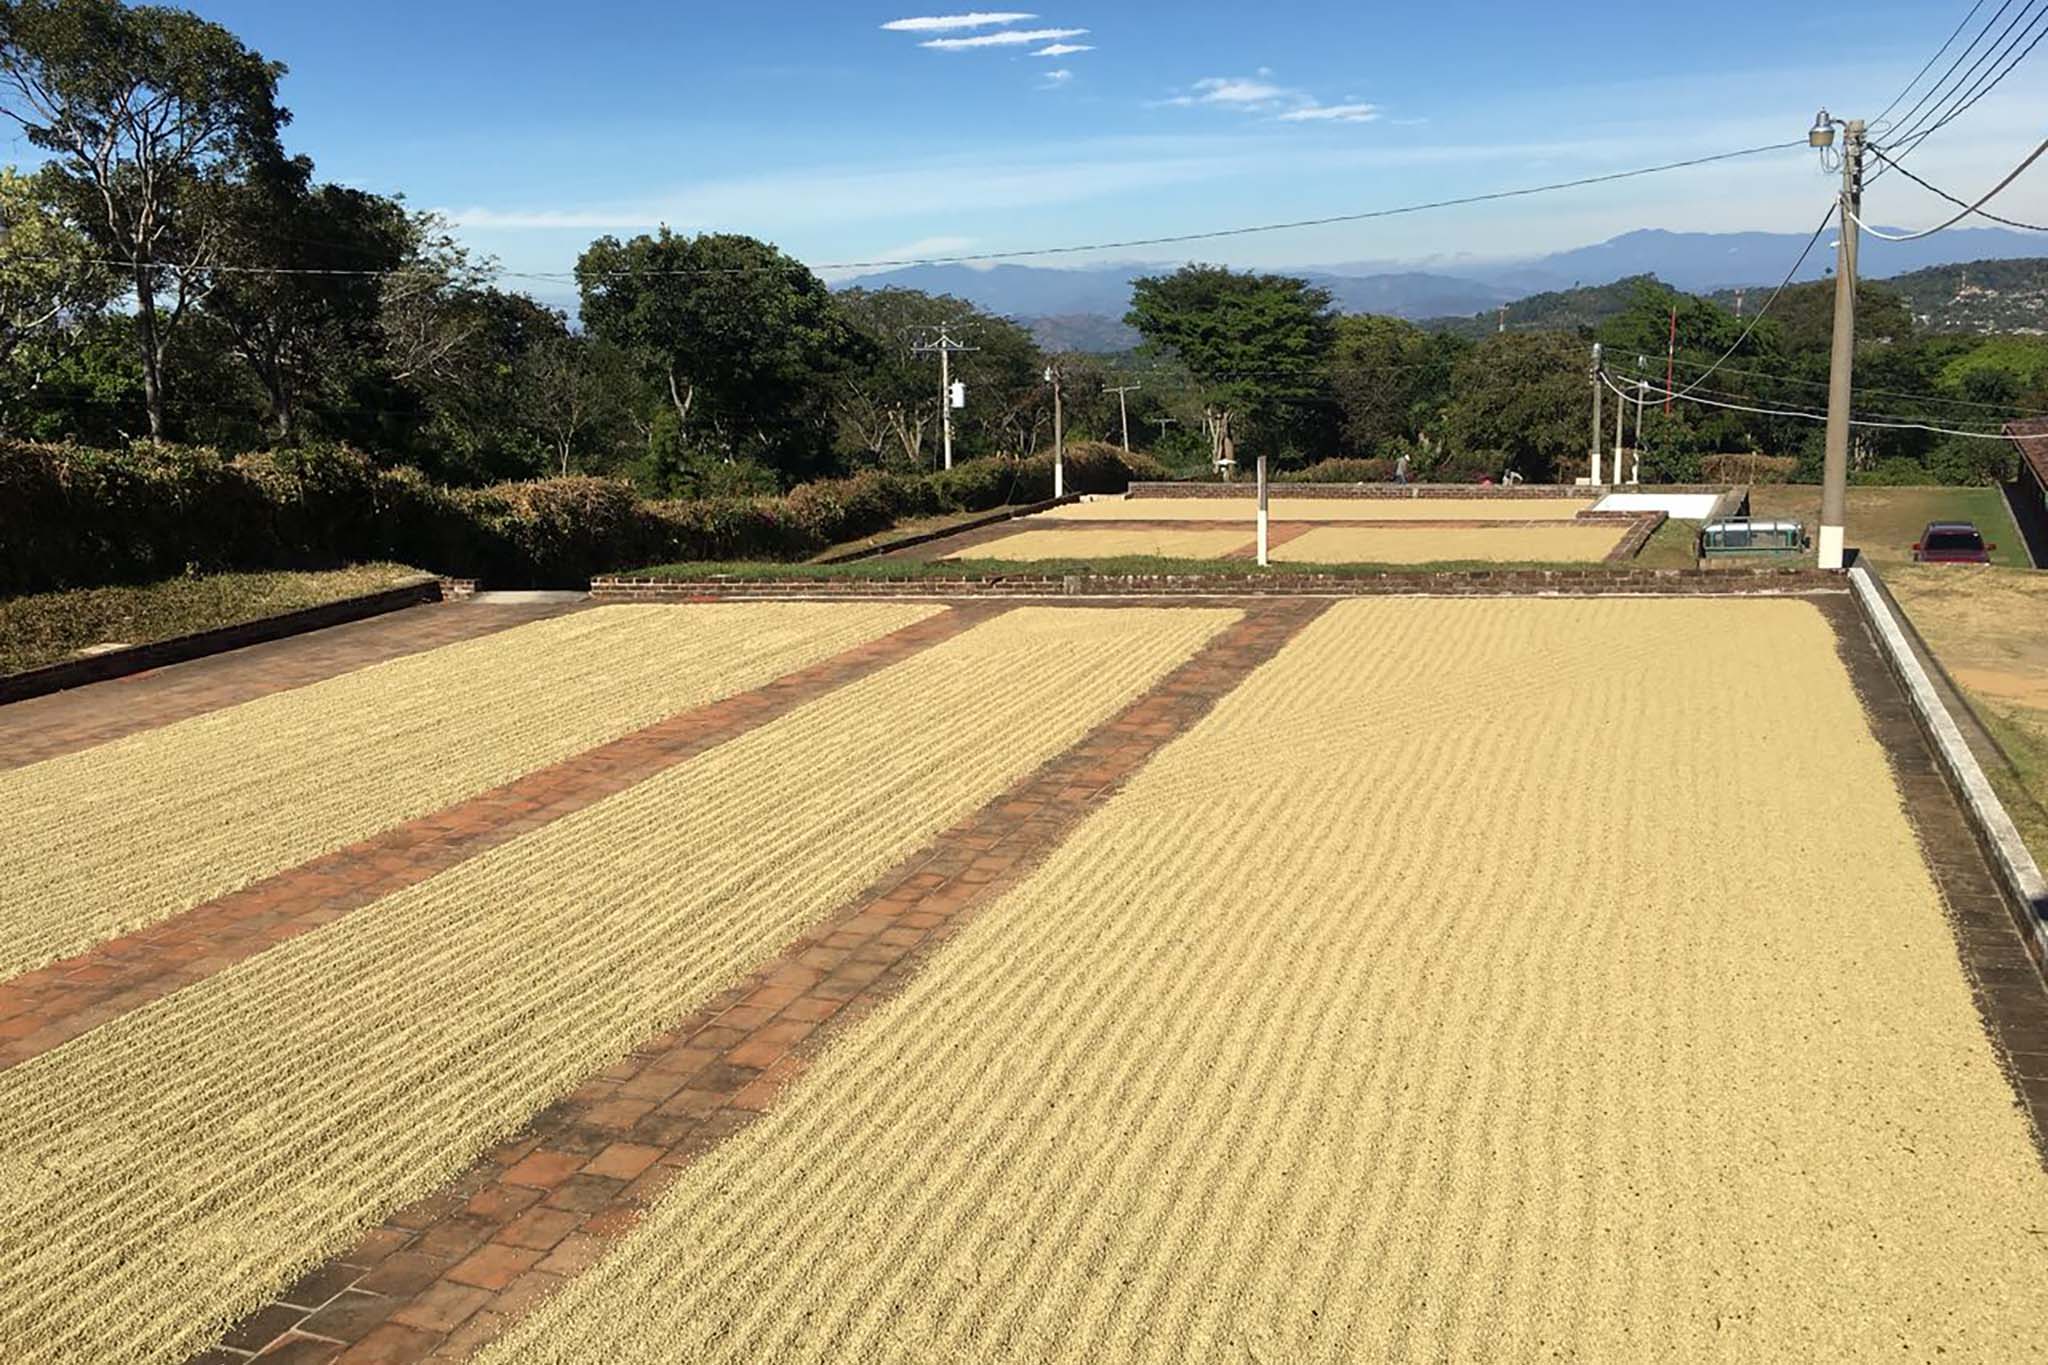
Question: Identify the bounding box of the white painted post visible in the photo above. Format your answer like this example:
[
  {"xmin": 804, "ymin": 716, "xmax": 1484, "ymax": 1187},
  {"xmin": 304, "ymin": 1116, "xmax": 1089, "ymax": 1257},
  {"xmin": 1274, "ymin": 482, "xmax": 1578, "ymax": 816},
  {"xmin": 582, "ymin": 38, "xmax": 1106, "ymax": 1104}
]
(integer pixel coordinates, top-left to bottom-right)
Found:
[{"xmin": 1256, "ymin": 454, "xmax": 1269, "ymax": 567}]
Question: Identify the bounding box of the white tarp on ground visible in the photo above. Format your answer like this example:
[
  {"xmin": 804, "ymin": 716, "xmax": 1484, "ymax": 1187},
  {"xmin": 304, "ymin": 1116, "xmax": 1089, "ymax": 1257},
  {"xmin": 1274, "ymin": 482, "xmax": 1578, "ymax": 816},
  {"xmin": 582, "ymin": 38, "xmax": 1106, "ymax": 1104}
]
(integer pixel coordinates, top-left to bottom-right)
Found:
[{"xmin": 1594, "ymin": 492, "xmax": 1722, "ymax": 520}]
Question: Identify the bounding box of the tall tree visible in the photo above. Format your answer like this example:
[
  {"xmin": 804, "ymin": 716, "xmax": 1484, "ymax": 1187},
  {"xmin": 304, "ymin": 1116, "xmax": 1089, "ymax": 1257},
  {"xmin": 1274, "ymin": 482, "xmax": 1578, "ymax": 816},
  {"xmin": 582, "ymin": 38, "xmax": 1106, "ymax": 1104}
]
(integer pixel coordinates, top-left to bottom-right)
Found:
[
  {"xmin": 0, "ymin": 163, "xmax": 116, "ymax": 427},
  {"xmin": 0, "ymin": 0, "xmax": 289, "ymax": 435},
  {"xmin": 1441, "ymin": 331, "xmax": 1586, "ymax": 481},
  {"xmin": 576, "ymin": 229, "xmax": 854, "ymax": 480},
  {"xmin": 1329, "ymin": 314, "xmax": 1463, "ymax": 454},
  {"xmin": 200, "ymin": 161, "xmax": 411, "ymax": 439},
  {"xmin": 1125, "ymin": 264, "xmax": 1334, "ymax": 470},
  {"xmin": 516, "ymin": 332, "xmax": 634, "ymax": 476}
]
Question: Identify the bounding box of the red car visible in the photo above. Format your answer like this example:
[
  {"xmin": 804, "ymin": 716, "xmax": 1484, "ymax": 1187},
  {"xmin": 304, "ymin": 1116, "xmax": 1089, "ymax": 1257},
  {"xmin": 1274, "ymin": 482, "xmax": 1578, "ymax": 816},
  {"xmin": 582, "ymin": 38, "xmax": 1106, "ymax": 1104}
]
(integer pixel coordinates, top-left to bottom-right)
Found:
[{"xmin": 1911, "ymin": 522, "xmax": 1995, "ymax": 564}]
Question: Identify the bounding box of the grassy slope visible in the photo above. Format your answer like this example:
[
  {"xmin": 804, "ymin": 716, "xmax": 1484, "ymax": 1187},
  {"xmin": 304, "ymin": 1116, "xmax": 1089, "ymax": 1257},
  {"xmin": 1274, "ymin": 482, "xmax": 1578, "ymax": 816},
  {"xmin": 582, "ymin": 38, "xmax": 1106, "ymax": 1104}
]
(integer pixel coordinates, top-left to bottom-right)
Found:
[
  {"xmin": 1886, "ymin": 564, "xmax": 2048, "ymax": 870},
  {"xmin": 0, "ymin": 565, "xmax": 430, "ymax": 676},
  {"xmin": 805, "ymin": 506, "xmax": 1035, "ymax": 563},
  {"xmin": 1746, "ymin": 485, "xmax": 2027, "ymax": 567}
]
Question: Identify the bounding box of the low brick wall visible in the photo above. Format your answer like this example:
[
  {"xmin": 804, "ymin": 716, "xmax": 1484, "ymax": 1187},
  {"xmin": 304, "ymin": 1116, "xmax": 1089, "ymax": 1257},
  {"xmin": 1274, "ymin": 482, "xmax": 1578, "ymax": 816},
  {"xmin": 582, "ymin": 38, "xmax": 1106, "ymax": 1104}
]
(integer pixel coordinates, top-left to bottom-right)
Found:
[{"xmin": 593, "ymin": 567, "xmax": 1842, "ymax": 601}]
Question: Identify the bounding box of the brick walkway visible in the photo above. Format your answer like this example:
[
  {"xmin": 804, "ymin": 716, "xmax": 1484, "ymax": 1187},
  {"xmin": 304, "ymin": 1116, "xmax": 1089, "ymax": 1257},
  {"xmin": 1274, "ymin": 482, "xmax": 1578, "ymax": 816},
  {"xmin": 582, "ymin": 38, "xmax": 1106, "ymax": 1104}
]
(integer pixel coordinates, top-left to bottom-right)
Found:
[
  {"xmin": 0, "ymin": 608, "xmax": 993, "ymax": 1073},
  {"xmin": 194, "ymin": 600, "xmax": 1328, "ymax": 1364},
  {"xmin": 0, "ymin": 600, "xmax": 581, "ymax": 772}
]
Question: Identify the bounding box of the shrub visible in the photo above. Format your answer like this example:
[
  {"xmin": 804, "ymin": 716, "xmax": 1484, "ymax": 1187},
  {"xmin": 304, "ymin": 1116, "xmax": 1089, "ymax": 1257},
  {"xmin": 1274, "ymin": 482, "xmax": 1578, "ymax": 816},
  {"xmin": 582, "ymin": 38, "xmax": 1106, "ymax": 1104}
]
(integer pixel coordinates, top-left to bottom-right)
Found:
[
  {"xmin": 0, "ymin": 438, "xmax": 1167, "ymax": 593},
  {"xmin": 1278, "ymin": 457, "xmax": 1393, "ymax": 484},
  {"xmin": 1700, "ymin": 453, "xmax": 1800, "ymax": 484}
]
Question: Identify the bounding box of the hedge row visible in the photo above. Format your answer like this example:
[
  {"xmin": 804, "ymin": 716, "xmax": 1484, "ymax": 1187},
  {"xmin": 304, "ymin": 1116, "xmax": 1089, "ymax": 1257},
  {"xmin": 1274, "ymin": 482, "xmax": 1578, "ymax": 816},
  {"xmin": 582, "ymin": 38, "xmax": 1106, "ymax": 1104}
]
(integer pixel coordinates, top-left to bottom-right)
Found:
[{"xmin": 0, "ymin": 439, "xmax": 1164, "ymax": 594}]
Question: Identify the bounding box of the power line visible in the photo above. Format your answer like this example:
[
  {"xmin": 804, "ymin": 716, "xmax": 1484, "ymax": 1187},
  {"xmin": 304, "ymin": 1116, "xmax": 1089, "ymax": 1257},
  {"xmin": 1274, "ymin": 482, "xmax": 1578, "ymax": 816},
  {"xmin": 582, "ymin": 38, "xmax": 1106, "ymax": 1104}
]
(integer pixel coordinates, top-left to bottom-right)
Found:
[
  {"xmin": 1876, "ymin": 0, "xmax": 2040, "ymax": 154},
  {"xmin": 1669, "ymin": 203, "xmax": 1836, "ymax": 400},
  {"xmin": 1877, "ymin": 1, "xmax": 2048, "ymax": 166},
  {"xmin": 3, "ymin": 140, "xmax": 1806, "ymax": 283},
  {"xmin": 1599, "ymin": 369, "xmax": 2015, "ymax": 438},
  {"xmin": 1873, "ymin": 0, "xmax": 1990, "ymax": 132},
  {"xmin": 1866, "ymin": 143, "xmax": 2048, "ymax": 229},
  {"xmin": 1847, "ymin": 132, "xmax": 2048, "ymax": 240},
  {"xmin": 1661, "ymin": 354, "xmax": 2048, "ymax": 416}
]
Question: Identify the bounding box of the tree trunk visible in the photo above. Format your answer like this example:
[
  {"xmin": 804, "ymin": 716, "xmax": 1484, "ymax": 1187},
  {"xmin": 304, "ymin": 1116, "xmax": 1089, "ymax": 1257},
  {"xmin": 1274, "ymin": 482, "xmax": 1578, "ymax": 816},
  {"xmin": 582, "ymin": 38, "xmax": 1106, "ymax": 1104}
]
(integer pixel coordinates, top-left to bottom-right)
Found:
[{"xmin": 132, "ymin": 261, "xmax": 166, "ymax": 437}]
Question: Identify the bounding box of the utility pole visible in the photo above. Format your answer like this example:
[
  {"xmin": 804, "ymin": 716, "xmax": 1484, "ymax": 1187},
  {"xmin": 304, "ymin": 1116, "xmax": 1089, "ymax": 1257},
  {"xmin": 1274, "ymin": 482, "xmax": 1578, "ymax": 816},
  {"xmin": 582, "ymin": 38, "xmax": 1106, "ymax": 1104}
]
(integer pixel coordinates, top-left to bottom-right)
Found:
[
  {"xmin": 1045, "ymin": 364, "xmax": 1066, "ymax": 498},
  {"xmin": 1633, "ymin": 378, "xmax": 1648, "ymax": 485},
  {"xmin": 911, "ymin": 324, "xmax": 978, "ymax": 471},
  {"xmin": 1106, "ymin": 383, "xmax": 1142, "ymax": 452},
  {"xmin": 1589, "ymin": 342, "xmax": 1604, "ymax": 486},
  {"xmin": 1149, "ymin": 415, "xmax": 1177, "ymax": 446},
  {"xmin": 1256, "ymin": 453, "xmax": 1270, "ymax": 566},
  {"xmin": 1664, "ymin": 307, "xmax": 1676, "ymax": 416},
  {"xmin": 1614, "ymin": 377, "xmax": 1626, "ymax": 488},
  {"xmin": 1818, "ymin": 114, "xmax": 1864, "ymax": 571}
]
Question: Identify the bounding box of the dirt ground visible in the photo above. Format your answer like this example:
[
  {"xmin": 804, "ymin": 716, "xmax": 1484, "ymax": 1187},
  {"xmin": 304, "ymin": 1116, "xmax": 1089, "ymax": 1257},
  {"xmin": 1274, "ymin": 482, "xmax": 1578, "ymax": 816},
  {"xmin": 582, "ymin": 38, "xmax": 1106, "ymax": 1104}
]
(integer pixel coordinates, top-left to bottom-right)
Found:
[{"xmin": 483, "ymin": 598, "xmax": 2046, "ymax": 1364}]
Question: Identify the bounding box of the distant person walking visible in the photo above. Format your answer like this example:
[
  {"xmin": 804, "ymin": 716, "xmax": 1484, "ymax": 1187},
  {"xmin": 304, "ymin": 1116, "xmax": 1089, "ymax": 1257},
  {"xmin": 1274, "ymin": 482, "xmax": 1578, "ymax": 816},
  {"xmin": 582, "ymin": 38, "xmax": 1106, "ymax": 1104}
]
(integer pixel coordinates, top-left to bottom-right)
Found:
[{"xmin": 1393, "ymin": 452, "xmax": 1411, "ymax": 485}]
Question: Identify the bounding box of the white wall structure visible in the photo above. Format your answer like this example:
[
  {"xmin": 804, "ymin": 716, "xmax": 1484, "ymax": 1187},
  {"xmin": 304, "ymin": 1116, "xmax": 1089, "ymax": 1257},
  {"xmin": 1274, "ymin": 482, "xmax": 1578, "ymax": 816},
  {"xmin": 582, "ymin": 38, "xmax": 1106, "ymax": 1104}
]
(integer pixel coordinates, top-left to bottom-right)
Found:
[{"xmin": 1594, "ymin": 492, "xmax": 1721, "ymax": 519}]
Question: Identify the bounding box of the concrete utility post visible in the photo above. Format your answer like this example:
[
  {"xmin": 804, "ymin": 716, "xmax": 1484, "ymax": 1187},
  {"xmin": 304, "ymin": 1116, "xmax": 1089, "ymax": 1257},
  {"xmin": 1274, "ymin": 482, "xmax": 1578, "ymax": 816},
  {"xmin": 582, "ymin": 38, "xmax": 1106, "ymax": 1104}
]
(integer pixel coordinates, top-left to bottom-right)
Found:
[
  {"xmin": 1256, "ymin": 454, "xmax": 1270, "ymax": 567},
  {"xmin": 1819, "ymin": 115, "xmax": 1865, "ymax": 570},
  {"xmin": 911, "ymin": 324, "xmax": 978, "ymax": 471},
  {"xmin": 1046, "ymin": 364, "xmax": 1066, "ymax": 498},
  {"xmin": 1107, "ymin": 383, "xmax": 1142, "ymax": 452},
  {"xmin": 1589, "ymin": 342, "xmax": 1604, "ymax": 486}
]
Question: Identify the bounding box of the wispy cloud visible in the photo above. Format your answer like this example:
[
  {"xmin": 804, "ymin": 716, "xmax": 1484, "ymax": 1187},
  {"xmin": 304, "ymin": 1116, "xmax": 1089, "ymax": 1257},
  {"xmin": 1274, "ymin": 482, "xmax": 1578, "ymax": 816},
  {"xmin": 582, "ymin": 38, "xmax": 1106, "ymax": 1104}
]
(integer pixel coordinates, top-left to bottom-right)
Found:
[
  {"xmin": 1034, "ymin": 42, "xmax": 1093, "ymax": 56},
  {"xmin": 880, "ymin": 12, "xmax": 1036, "ymax": 32},
  {"xmin": 1280, "ymin": 102, "xmax": 1380, "ymax": 124},
  {"xmin": 1041, "ymin": 68, "xmax": 1074, "ymax": 89},
  {"xmin": 922, "ymin": 26, "xmax": 1086, "ymax": 50},
  {"xmin": 1182, "ymin": 75, "xmax": 1290, "ymax": 107},
  {"xmin": 1164, "ymin": 72, "xmax": 1388, "ymax": 126}
]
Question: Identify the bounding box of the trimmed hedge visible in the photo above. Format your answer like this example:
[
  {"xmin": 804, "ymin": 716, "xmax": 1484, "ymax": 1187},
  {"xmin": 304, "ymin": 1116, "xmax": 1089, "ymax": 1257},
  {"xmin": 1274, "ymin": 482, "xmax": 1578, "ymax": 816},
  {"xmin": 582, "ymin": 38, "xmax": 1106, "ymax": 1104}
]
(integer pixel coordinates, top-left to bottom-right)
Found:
[
  {"xmin": 0, "ymin": 438, "xmax": 1163, "ymax": 594},
  {"xmin": 1278, "ymin": 457, "xmax": 1394, "ymax": 484}
]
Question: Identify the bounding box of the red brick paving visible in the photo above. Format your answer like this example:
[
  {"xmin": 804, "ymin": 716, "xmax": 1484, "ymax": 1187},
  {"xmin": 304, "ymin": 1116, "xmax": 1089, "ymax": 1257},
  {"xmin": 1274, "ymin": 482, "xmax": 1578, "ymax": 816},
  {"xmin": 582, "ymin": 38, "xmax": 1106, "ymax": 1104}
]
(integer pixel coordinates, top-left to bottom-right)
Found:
[
  {"xmin": 0, "ymin": 607, "xmax": 996, "ymax": 1072},
  {"xmin": 194, "ymin": 599, "xmax": 1327, "ymax": 1363},
  {"xmin": 0, "ymin": 600, "xmax": 582, "ymax": 772}
]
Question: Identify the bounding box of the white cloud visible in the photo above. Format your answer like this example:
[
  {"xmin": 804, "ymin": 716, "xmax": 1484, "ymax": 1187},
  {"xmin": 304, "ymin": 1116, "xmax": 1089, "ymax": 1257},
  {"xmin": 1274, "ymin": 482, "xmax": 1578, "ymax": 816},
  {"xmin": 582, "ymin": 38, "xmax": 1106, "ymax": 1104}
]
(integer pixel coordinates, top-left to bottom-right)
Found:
[
  {"xmin": 1279, "ymin": 102, "xmax": 1381, "ymax": 124},
  {"xmin": 1041, "ymin": 68, "xmax": 1074, "ymax": 88},
  {"xmin": 921, "ymin": 26, "xmax": 1086, "ymax": 49},
  {"xmin": 1034, "ymin": 42, "xmax": 1093, "ymax": 56},
  {"xmin": 881, "ymin": 13, "xmax": 1036, "ymax": 32},
  {"xmin": 1191, "ymin": 76, "xmax": 1291, "ymax": 106},
  {"xmin": 865, "ymin": 234, "xmax": 977, "ymax": 262}
]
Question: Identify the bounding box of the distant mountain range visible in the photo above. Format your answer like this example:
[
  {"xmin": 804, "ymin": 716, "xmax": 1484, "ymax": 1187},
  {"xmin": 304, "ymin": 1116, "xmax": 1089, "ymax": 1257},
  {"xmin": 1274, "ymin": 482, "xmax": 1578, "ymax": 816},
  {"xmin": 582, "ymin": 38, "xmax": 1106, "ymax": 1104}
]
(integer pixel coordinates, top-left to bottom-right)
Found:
[{"xmin": 831, "ymin": 227, "xmax": 2048, "ymax": 352}]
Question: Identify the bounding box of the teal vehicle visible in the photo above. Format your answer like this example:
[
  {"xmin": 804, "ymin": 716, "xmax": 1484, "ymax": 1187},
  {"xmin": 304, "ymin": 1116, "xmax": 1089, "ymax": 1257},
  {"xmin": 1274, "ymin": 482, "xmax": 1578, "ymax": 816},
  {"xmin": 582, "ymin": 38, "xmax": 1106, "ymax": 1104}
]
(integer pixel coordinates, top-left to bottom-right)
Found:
[{"xmin": 1698, "ymin": 518, "xmax": 1810, "ymax": 558}]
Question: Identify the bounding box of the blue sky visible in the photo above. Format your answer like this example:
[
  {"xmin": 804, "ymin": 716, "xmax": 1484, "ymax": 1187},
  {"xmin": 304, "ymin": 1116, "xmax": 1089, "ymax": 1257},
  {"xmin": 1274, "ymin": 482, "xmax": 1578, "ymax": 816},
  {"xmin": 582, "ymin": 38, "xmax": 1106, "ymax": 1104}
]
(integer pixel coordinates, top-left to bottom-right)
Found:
[{"xmin": 23, "ymin": 2, "xmax": 2048, "ymax": 284}]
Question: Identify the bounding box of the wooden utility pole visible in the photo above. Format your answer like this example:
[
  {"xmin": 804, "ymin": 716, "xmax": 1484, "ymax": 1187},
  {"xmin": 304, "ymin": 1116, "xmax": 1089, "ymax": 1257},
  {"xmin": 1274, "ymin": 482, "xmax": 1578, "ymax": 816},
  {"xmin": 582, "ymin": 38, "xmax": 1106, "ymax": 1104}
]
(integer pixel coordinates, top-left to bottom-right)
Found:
[
  {"xmin": 1820, "ymin": 118, "xmax": 1864, "ymax": 570},
  {"xmin": 1106, "ymin": 383, "xmax": 1142, "ymax": 452}
]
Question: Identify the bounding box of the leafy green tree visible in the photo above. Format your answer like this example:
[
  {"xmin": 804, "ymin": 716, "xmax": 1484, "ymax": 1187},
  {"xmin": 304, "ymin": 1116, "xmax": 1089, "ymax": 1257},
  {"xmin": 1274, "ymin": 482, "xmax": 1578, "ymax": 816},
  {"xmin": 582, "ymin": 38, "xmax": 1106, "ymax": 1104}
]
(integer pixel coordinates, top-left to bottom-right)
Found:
[
  {"xmin": 0, "ymin": 163, "xmax": 117, "ymax": 429},
  {"xmin": 516, "ymin": 332, "xmax": 636, "ymax": 476},
  {"xmin": 1441, "ymin": 331, "xmax": 1586, "ymax": 481},
  {"xmin": 1125, "ymin": 264, "xmax": 1334, "ymax": 470},
  {"xmin": 200, "ymin": 161, "xmax": 412, "ymax": 439},
  {"xmin": 0, "ymin": 0, "xmax": 289, "ymax": 435},
  {"xmin": 1329, "ymin": 314, "xmax": 1464, "ymax": 454},
  {"xmin": 577, "ymin": 229, "xmax": 852, "ymax": 482}
]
